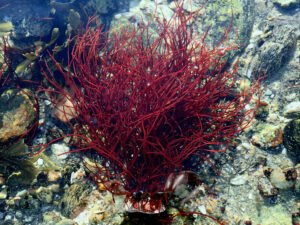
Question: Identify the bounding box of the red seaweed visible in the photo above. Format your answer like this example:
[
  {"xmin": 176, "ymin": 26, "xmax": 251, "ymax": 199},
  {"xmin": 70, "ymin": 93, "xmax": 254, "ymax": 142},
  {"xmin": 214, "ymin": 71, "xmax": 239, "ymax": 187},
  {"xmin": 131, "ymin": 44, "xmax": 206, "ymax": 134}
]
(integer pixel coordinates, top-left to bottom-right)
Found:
[{"xmin": 42, "ymin": 2, "xmax": 259, "ymax": 218}]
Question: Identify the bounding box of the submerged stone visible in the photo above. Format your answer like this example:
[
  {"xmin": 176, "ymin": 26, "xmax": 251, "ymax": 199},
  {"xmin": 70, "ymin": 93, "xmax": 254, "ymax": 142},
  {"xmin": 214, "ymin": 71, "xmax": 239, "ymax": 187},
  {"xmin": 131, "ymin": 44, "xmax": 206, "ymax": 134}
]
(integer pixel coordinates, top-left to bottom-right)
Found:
[
  {"xmin": 251, "ymin": 123, "xmax": 283, "ymax": 149},
  {"xmin": 283, "ymin": 101, "xmax": 300, "ymax": 119},
  {"xmin": 283, "ymin": 119, "xmax": 300, "ymax": 162},
  {"xmin": 0, "ymin": 89, "xmax": 36, "ymax": 143},
  {"xmin": 272, "ymin": 0, "xmax": 300, "ymax": 9}
]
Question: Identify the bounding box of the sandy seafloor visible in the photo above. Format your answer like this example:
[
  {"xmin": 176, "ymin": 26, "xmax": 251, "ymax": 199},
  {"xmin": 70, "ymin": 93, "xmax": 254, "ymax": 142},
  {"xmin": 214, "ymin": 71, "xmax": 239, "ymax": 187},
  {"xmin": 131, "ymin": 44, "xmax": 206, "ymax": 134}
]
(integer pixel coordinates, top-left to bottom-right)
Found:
[{"xmin": 0, "ymin": 0, "xmax": 299, "ymax": 225}]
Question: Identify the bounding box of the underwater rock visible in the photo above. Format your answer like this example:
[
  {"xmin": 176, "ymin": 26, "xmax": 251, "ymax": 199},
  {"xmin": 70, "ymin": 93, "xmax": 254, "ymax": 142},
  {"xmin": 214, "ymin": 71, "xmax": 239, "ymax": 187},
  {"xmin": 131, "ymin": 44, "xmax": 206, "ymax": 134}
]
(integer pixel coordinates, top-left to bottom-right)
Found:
[
  {"xmin": 193, "ymin": 0, "xmax": 255, "ymax": 49},
  {"xmin": 0, "ymin": 186, "xmax": 7, "ymax": 199},
  {"xmin": 255, "ymin": 102, "xmax": 269, "ymax": 121},
  {"xmin": 0, "ymin": 0, "xmax": 53, "ymax": 40},
  {"xmin": 269, "ymin": 167, "xmax": 295, "ymax": 190},
  {"xmin": 230, "ymin": 174, "xmax": 249, "ymax": 186},
  {"xmin": 47, "ymin": 170, "xmax": 62, "ymax": 183},
  {"xmin": 283, "ymin": 119, "xmax": 300, "ymax": 162},
  {"xmin": 0, "ymin": 140, "xmax": 38, "ymax": 186},
  {"xmin": 60, "ymin": 181, "xmax": 124, "ymax": 225},
  {"xmin": 258, "ymin": 204, "xmax": 293, "ymax": 225},
  {"xmin": 0, "ymin": 88, "xmax": 36, "ymax": 143},
  {"xmin": 272, "ymin": 0, "xmax": 300, "ymax": 9},
  {"xmin": 83, "ymin": 0, "xmax": 120, "ymax": 16},
  {"xmin": 251, "ymin": 123, "xmax": 283, "ymax": 149},
  {"xmin": 60, "ymin": 181, "xmax": 92, "ymax": 217},
  {"xmin": 66, "ymin": 9, "xmax": 81, "ymax": 34},
  {"xmin": 249, "ymin": 25, "xmax": 297, "ymax": 78},
  {"xmin": 35, "ymin": 186, "xmax": 54, "ymax": 204},
  {"xmin": 42, "ymin": 211, "xmax": 76, "ymax": 225},
  {"xmin": 295, "ymin": 164, "xmax": 300, "ymax": 193},
  {"xmin": 258, "ymin": 175, "xmax": 279, "ymax": 197},
  {"xmin": 283, "ymin": 101, "xmax": 300, "ymax": 119},
  {"xmin": 112, "ymin": 0, "xmax": 255, "ymax": 54}
]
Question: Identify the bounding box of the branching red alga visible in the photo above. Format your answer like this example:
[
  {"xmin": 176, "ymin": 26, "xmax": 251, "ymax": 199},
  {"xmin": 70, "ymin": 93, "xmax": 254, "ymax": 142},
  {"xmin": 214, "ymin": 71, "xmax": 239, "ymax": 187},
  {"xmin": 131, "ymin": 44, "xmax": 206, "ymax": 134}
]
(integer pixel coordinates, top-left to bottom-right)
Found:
[{"xmin": 42, "ymin": 3, "xmax": 259, "ymax": 217}]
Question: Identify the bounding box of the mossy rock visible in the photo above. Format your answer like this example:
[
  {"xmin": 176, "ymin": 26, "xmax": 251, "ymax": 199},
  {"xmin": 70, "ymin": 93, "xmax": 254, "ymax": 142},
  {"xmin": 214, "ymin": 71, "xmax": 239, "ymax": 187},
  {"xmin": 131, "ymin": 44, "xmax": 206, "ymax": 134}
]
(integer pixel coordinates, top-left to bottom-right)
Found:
[
  {"xmin": 0, "ymin": 88, "xmax": 37, "ymax": 143},
  {"xmin": 60, "ymin": 181, "xmax": 92, "ymax": 217},
  {"xmin": 194, "ymin": 0, "xmax": 255, "ymax": 50},
  {"xmin": 111, "ymin": 0, "xmax": 254, "ymax": 61},
  {"xmin": 252, "ymin": 123, "xmax": 283, "ymax": 149},
  {"xmin": 255, "ymin": 104, "xmax": 269, "ymax": 121},
  {"xmin": 0, "ymin": 140, "xmax": 39, "ymax": 185},
  {"xmin": 283, "ymin": 119, "xmax": 300, "ymax": 162}
]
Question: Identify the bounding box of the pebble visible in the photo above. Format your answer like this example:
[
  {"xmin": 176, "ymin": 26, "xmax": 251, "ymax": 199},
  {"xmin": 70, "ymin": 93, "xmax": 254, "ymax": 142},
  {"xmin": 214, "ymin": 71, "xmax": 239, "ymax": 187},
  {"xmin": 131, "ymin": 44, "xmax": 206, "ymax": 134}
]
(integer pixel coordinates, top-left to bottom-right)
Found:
[
  {"xmin": 37, "ymin": 158, "xmax": 44, "ymax": 166},
  {"xmin": 258, "ymin": 176, "xmax": 278, "ymax": 197},
  {"xmin": 47, "ymin": 171, "xmax": 62, "ymax": 182},
  {"xmin": 0, "ymin": 187, "xmax": 7, "ymax": 199},
  {"xmin": 35, "ymin": 186, "xmax": 53, "ymax": 203},
  {"xmin": 230, "ymin": 174, "xmax": 248, "ymax": 186},
  {"xmin": 70, "ymin": 168, "xmax": 86, "ymax": 184},
  {"xmin": 264, "ymin": 89, "xmax": 273, "ymax": 96},
  {"xmin": 51, "ymin": 143, "xmax": 70, "ymax": 160},
  {"xmin": 270, "ymin": 167, "xmax": 295, "ymax": 190},
  {"xmin": 251, "ymin": 124, "xmax": 283, "ymax": 149},
  {"xmin": 15, "ymin": 211, "xmax": 22, "ymax": 219},
  {"xmin": 16, "ymin": 190, "xmax": 28, "ymax": 197},
  {"xmin": 198, "ymin": 205, "xmax": 207, "ymax": 214}
]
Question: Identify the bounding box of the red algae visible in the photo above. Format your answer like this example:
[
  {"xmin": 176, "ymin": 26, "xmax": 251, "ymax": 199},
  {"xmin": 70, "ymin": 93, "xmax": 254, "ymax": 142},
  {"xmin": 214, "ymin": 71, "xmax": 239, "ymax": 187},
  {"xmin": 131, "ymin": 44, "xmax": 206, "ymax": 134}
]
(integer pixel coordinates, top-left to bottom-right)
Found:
[{"xmin": 42, "ymin": 2, "xmax": 259, "ymax": 219}]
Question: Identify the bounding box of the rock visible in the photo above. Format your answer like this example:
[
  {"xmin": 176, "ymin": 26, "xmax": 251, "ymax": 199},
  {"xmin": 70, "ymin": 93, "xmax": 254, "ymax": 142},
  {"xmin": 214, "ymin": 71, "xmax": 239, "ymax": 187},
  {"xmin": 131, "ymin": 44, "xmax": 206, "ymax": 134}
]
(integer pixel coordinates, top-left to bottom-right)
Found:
[
  {"xmin": 258, "ymin": 176, "xmax": 279, "ymax": 197},
  {"xmin": 295, "ymin": 164, "xmax": 300, "ymax": 192},
  {"xmin": 283, "ymin": 119, "xmax": 300, "ymax": 162},
  {"xmin": 53, "ymin": 95, "xmax": 77, "ymax": 123},
  {"xmin": 51, "ymin": 143, "xmax": 70, "ymax": 160},
  {"xmin": 1, "ymin": 140, "xmax": 39, "ymax": 185},
  {"xmin": 270, "ymin": 167, "xmax": 295, "ymax": 189},
  {"xmin": 83, "ymin": 0, "xmax": 118, "ymax": 15},
  {"xmin": 0, "ymin": 187, "xmax": 7, "ymax": 199},
  {"xmin": 0, "ymin": 0, "xmax": 53, "ymax": 41},
  {"xmin": 60, "ymin": 181, "xmax": 124, "ymax": 225},
  {"xmin": 35, "ymin": 186, "xmax": 54, "ymax": 204},
  {"xmin": 272, "ymin": 0, "xmax": 300, "ymax": 9},
  {"xmin": 16, "ymin": 190, "xmax": 28, "ymax": 197},
  {"xmin": 112, "ymin": 0, "xmax": 255, "ymax": 57},
  {"xmin": 60, "ymin": 181, "xmax": 92, "ymax": 217},
  {"xmin": 251, "ymin": 123, "xmax": 283, "ymax": 149},
  {"xmin": 230, "ymin": 174, "xmax": 248, "ymax": 186},
  {"xmin": 169, "ymin": 0, "xmax": 200, "ymax": 12},
  {"xmin": 0, "ymin": 89, "xmax": 36, "ymax": 143},
  {"xmin": 70, "ymin": 168, "xmax": 86, "ymax": 184},
  {"xmin": 259, "ymin": 204, "xmax": 293, "ymax": 225},
  {"xmin": 242, "ymin": 25, "xmax": 297, "ymax": 78},
  {"xmin": 283, "ymin": 101, "xmax": 300, "ymax": 118},
  {"xmin": 47, "ymin": 171, "xmax": 62, "ymax": 182},
  {"xmin": 255, "ymin": 102, "xmax": 269, "ymax": 120},
  {"xmin": 42, "ymin": 211, "xmax": 76, "ymax": 225}
]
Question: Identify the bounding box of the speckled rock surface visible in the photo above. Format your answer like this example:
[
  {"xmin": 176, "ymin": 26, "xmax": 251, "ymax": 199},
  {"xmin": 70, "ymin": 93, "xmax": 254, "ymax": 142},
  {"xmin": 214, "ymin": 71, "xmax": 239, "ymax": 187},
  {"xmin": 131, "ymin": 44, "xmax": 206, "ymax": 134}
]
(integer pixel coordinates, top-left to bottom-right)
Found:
[
  {"xmin": 0, "ymin": 0, "xmax": 53, "ymax": 40},
  {"xmin": 272, "ymin": 0, "xmax": 300, "ymax": 9},
  {"xmin": 251, "ymin": 123, "xmax": 283, "ymax": 149},
  {"xmin": 112, "ymin": 0, "xmax": 255, "ymax": 51},
  {"xmin": 283, "ymin": 119, "xmax": 300, "ymax": 162},
  {"xmin": 0, "ymin": 89, "xmax": 36, "ymax": 143}
]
